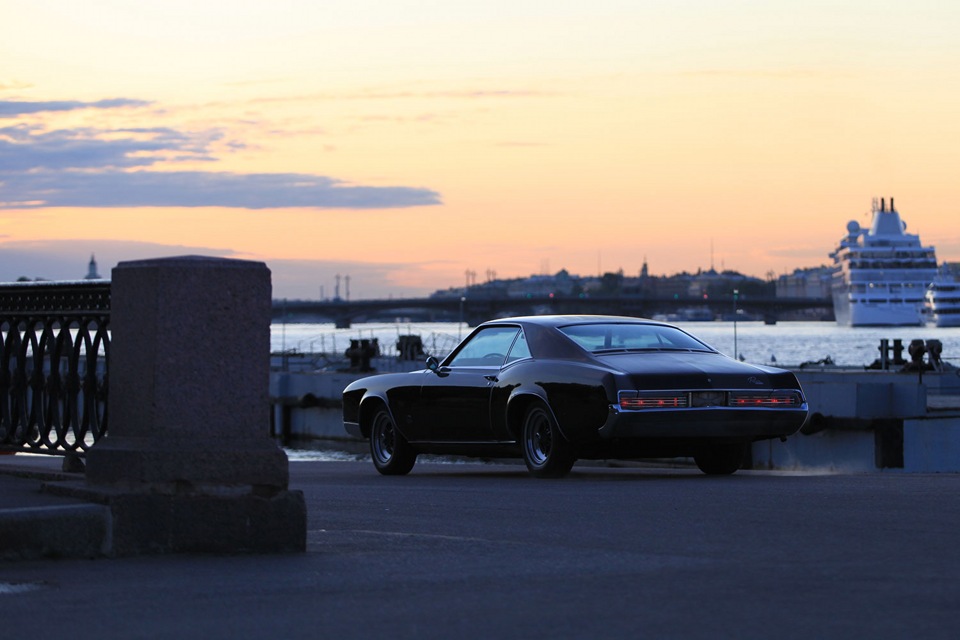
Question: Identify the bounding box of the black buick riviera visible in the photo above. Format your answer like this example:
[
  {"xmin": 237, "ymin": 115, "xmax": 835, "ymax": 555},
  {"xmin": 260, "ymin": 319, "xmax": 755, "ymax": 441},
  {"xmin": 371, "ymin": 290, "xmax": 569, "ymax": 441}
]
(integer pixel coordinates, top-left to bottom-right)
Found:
[{"xmin": 343, "ymin": 315, "xmax": 808, "ymax": 478}]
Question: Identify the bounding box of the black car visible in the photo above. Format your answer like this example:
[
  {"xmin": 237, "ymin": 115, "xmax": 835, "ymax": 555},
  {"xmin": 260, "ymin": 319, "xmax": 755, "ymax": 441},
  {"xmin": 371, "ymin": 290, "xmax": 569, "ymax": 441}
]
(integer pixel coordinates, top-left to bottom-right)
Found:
[{"xmin": 343, "ymin": 315, "xmax": 808, "ymax": 477}]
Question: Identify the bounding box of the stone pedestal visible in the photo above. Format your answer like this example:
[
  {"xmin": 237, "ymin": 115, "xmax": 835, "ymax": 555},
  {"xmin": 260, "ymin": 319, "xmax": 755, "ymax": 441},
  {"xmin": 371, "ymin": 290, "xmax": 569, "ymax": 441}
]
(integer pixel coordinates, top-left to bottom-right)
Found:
[{"xmin": 85, "ymin": 256, "xmax": 305, "ymax": 554}]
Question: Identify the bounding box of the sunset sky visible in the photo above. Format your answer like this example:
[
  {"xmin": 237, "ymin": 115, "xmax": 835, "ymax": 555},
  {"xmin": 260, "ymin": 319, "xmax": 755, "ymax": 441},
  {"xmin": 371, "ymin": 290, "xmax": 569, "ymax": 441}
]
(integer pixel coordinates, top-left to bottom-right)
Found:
[{"xmin": 3, "ymin": 1, "xmax": 960, "ymax": 299}]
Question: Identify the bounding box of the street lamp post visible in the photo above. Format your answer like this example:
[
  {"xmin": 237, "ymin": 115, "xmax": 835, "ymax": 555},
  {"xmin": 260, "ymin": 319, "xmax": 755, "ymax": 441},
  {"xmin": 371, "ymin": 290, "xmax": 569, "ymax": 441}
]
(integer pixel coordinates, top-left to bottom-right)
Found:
[{"xmin": 733, "ymin": 289, "xmax": 739, "ymax": 360}]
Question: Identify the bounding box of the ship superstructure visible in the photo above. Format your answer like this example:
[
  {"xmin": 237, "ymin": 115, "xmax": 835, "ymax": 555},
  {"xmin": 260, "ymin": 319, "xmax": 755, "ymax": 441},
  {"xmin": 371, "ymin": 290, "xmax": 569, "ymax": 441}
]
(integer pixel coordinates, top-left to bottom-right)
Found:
[{"xmin": 830, "ymin": 198, "xmax": 937, "ymax": 326}]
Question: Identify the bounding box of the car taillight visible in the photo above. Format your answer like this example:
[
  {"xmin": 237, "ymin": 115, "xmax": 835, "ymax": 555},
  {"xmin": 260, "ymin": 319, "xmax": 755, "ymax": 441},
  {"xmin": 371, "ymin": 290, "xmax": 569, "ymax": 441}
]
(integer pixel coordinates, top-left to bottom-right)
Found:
[
  {"xmin": 728, "ymin": 391, "xmax": 803, "ymax": 408},
  {"xmin": 619, "ymin": 391, "xmax": 689, "ymax": 410}
]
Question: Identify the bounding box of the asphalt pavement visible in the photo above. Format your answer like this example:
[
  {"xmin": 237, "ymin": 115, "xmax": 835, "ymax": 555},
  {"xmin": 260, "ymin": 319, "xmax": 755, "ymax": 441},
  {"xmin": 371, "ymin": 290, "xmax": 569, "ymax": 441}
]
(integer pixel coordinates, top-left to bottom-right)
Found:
[{"xmin": 2, "ymin": 453, "xmax": 959, "ymax": 640}]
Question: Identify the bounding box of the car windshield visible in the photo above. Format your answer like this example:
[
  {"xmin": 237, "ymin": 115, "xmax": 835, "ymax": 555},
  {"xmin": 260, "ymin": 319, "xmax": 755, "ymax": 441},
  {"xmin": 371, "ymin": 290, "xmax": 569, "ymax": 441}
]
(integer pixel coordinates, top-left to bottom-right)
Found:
[{"xmin": 558, "ymin": 323, "xmax": 714, "ymax": 354}]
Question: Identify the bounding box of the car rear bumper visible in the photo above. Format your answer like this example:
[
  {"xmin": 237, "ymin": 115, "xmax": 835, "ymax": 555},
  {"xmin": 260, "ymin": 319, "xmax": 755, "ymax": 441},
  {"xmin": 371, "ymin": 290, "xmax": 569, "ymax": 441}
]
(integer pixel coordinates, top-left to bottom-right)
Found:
[{"xmin": 597, "ymin": 404, "xmax": 809, "ymax": 440}]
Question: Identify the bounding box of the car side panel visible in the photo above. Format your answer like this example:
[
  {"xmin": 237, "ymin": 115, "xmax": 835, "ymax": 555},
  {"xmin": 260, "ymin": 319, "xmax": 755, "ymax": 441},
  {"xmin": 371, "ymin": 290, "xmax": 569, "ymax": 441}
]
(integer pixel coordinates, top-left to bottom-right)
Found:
[
  {"xmin": 494, "ymin": 359, "xmax": 615, "ymax": 444},
  {"xmin": 418, "ymin": 366, "xmax": 497, "ymax": 441},
  {"xmin": 342, "ymin": 371, "xmax": 430, "ymax": 441}
]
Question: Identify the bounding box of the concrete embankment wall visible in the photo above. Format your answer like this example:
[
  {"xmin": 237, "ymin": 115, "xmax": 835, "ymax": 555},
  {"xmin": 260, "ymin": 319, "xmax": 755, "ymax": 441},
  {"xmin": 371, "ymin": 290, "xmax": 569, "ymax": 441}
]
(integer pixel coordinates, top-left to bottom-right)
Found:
[
  {"xmin": 753, "ymin": 368, "xmax": 960, "ymax": 472},
  {"xmin": 270, "ymin": 369, "xmax": 364, "ymax": 445}
]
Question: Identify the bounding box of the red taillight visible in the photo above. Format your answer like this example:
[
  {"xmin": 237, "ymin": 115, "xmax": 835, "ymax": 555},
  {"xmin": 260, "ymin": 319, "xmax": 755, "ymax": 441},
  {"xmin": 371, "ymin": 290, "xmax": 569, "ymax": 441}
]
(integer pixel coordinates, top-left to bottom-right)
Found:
[
  {"xmin": 729, "ymin": 391, "xmax": 802, "ymax": 408},
  {"xmin": 619, "ymin": 392, "xmax": 689, "ymax": 410},
  {"xmin": 618, "ymin": 389, "xmax": 803, "ymax": 410}
]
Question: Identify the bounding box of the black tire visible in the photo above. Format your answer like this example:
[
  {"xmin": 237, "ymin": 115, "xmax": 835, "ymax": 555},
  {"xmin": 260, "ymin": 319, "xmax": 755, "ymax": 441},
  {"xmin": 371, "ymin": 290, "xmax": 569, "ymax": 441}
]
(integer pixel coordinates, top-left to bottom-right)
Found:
[
  {"xmin": 369, "ymin": 407, "xmax": 417, "ymax": 476},
  {"xmin": 694, "ymin": 443, "xmax": 747, "ymax": 475},
  {"xmin": 521, "ymin": 403, "xmax": 575, "ymax": 478}
]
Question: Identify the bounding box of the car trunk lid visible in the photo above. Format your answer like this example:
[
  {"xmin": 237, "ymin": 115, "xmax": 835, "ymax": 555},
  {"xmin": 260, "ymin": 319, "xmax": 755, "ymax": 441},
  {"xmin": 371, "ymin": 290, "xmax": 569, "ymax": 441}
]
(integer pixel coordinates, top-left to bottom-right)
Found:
[{"xmin": 595, "ymin": 351, "xmax": 773, "ymax": 391}]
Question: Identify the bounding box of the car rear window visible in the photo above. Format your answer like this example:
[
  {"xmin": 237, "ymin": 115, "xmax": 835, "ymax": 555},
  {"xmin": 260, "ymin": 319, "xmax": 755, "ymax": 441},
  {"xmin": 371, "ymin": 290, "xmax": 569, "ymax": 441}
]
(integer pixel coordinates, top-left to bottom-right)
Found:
[{"xmin": 558, "ymin": 323, "xmax": 713, "ymax": 353}]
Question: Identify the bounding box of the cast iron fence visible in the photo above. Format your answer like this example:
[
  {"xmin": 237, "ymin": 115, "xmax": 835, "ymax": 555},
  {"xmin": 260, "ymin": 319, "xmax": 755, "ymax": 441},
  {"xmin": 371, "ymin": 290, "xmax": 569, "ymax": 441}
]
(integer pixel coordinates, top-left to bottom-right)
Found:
[{"xmin": 0, "ymin": 281, "xmax": 110, "ymax": 456}]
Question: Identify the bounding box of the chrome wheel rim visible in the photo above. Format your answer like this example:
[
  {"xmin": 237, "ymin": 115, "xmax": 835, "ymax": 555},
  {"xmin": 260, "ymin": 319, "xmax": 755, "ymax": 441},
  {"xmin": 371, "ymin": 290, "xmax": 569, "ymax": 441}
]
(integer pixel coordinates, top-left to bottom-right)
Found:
[
  {"xmin": 524, "ymin": 408, "xmax": 552, "ymax": 467},
  {"xmin": 371, "ymin": 412, "xmax": 395, "ymax": 464}
]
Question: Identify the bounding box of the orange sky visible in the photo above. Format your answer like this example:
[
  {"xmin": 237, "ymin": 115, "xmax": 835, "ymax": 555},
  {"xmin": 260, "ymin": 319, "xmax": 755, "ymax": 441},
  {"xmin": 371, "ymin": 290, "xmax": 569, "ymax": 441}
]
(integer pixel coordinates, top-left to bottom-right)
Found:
[{"xmin": 3, "ymin": 1, "xmax": 960, "ymax": 298}]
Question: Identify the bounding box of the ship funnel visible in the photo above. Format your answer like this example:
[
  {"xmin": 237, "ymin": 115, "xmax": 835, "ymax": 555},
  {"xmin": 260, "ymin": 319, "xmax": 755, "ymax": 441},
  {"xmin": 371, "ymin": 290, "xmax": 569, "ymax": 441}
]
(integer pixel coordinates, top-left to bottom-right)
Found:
[
  {"xmin": 881, "ymin": 197, "xmax": 885, "ymax": 212},
  {"xmin": 891, "ymin": 197, "xmax": 895, "ymax": 211}
]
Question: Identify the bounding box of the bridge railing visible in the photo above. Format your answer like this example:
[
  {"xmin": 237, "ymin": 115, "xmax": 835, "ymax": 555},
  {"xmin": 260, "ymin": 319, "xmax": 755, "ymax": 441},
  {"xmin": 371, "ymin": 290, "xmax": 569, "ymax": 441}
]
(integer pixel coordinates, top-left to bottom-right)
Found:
[{"xmin": 0, "ymin": 280, "xmax": 110, "ymax": 457}]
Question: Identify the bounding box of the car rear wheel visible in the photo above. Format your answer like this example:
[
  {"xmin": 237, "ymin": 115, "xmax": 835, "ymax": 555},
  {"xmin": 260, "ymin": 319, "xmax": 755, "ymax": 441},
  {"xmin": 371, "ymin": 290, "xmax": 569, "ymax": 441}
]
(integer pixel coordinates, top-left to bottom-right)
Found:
[
  {"xmin": 694, "ymin": 443, "xmax": 747, "ymax": 475},
  {"xmin": 521, "ymin": 404, "xmax": 575, "ymax": 478},
  {"xmin": 369, "ymin": 407, "xmax": 416, "ymax": 475}
]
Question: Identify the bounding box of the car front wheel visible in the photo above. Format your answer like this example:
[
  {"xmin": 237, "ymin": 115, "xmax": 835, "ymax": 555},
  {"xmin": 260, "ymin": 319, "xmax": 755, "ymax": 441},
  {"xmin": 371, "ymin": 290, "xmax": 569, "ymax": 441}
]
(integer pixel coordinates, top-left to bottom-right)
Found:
[
  {"xmin": 694, "ymin": 443, "xmax": 747, "ymax": 475},
  {"xmin": 521, "ymin": 403, "xmax": 575, "ymax": 478},
  {"xmin": 369, "ymin": 407, "xmax": 417, "ymax": 475}
]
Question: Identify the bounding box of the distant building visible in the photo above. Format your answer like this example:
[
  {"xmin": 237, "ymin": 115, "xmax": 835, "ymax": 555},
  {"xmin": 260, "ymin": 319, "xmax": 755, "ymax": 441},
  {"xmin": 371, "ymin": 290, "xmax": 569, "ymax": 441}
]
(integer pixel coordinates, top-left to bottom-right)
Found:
[
  {"xmin": 686, "ymin": 268, "xmax": 724, "ymax": 298},
  {"xmin": 776, "ymin": 266, "xmax": 831, "ymax": 299},
  {"xmin": 85, "ymin": 254, "xmax": 102, "ymax": 280},
  {"xmin": 506, "ymin": 271, "xmax": 579, "ymax": 298}
]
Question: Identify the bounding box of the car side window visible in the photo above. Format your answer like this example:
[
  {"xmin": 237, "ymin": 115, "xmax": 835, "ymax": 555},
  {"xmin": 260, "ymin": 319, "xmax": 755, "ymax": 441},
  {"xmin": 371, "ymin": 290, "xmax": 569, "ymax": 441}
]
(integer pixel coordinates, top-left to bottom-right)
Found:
[
  {"xmin": 447, "ymin": 326, "xmax": 520, "ymax": 367},
  {"xmin": 505, "ymin": 329, "xmax": 531, "ymax": 363}
]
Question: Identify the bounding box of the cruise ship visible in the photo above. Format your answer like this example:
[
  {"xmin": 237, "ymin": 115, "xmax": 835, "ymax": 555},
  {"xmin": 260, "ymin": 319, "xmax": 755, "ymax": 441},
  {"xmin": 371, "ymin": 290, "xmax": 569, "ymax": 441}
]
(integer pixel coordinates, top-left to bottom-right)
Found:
[
  {"xmin": 926, "ymin": 263, "xmax": 960, "ymax": 327},
  {"xmin": 830, "ymin": 197, "xmax": 938, "ymax": 326}
]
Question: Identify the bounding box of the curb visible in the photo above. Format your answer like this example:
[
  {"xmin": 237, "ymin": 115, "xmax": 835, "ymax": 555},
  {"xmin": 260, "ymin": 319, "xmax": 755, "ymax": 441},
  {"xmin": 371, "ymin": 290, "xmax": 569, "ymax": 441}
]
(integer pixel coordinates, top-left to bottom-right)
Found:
[
  {"xmin": 0, "ymin": 461, "xmax": 111, "ymax": 561},
  {"xmin": 0, "ymin": 503, "xmax": 110, "ymax": 561}
]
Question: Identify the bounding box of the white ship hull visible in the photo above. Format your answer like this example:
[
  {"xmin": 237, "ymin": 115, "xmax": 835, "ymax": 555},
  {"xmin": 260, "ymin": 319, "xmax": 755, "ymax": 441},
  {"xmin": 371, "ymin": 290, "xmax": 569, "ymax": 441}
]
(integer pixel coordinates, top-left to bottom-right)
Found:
[
  {"xmin": 852, "ymin": 302, "xmax": 924, "ymax": 326},
  {"xmin": 832, "ymin": 289, "xmax": 924, "ymax": 326}
]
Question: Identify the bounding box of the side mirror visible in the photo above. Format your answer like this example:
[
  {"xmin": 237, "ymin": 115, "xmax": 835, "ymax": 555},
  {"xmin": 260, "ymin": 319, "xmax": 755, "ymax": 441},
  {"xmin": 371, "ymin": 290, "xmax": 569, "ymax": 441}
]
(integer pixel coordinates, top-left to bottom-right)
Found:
[{"xmin": 426, "ymin": 356, "xmax": 440, "ymax": 372}]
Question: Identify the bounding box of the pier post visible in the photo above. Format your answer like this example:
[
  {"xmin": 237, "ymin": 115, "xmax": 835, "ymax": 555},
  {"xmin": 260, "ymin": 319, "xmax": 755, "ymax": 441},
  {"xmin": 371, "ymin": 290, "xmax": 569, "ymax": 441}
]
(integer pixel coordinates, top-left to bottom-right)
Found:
[{"xmin": 85, "ymin": 256, "xmax": 306, "ymax": 555}]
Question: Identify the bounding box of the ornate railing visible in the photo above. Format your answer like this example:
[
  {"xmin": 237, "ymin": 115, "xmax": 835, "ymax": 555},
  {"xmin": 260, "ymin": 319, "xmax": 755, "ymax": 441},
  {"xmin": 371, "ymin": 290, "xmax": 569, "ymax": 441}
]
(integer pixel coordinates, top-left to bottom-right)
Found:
[{"xmin": 0, "ymin": 281, "xmax": 110, "ymax": 457}]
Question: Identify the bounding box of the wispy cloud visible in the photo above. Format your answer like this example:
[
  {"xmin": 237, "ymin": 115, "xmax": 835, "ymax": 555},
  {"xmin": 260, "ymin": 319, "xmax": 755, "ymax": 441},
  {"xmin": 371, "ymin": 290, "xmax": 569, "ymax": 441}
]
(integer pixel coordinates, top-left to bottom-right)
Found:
[
  {"xmin": 0, "ymin": 124, "xmax": 222, "ymax": 171},
  {"xmin": 0, "ymin": 81, "xmax": 33, "ymax": 92},
  {"xmin": 0, "ymin": 170, "xmax": 441, "ymax": 209},
  {"xmin": 495, "ymin": 141, "xmax": 550, "ymax": 148},
  {"xmin": 0, "ymin": 97, "xmax": 441, "ymax": 210},
  {"xmin": 0, "ymin": 98, "xmax": 152, "ymax": 117},
  {"xmin": 337, "ymin": 89, "xmax": 556, "ymax": 100},
  {"xmin": 676, "ymin": 68, "xmax": 837, "ymax": 80},
  {"xmin": 246, "ymin": 87, "xmax": 559, "ymax": 107}
]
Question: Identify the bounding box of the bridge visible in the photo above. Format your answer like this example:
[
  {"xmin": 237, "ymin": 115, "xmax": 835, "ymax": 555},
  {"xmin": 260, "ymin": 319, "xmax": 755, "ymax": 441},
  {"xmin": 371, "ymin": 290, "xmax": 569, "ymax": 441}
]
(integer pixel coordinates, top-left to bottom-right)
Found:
[{"xmin": 271, "ymin": 294, "xmax": 833, "ymax": 327}]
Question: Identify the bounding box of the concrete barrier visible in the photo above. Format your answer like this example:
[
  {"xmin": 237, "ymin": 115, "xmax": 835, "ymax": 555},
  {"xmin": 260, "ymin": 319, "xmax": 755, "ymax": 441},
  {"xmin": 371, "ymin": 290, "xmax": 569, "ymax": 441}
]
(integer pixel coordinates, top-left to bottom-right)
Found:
[{"xmin": 752, "ymin": 369, "xmax": 960, "ymax": 472}]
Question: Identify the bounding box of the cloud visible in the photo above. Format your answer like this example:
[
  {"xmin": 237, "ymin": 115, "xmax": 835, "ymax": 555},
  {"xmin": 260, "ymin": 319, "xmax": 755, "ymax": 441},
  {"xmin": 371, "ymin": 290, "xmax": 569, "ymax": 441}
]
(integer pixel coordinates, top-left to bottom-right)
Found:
[
  {"xmin": 0, "ymin": 125, "xmax": 221, "ymax": 171},
  {"xmin": 342, "ymin": 89, "xmax": 556, "ymax": 100},
  {"xmin": 676, "ymin": 68, "xmax": 841, "ymax": 81},
  {"xmin": 0, "ymin": 98, "xmax": 152, "ymax": 117},
  {"xmin": 0, "ymin": 81, "xmax": 32, "ymax": 92},
  {"xmin": 0, "ymin": 170, "xmax": 440, "ymax": 209},
  {"xmin": 0, "ymin": 98, "xmax": 441, "ymax": 210},
  {"xmin": 248, "ymin": 88, "xmax": 557, "ymax": 106},
  {"xmin": 495, "ymin": 141, "xmax": 550, "ymax": 148}
]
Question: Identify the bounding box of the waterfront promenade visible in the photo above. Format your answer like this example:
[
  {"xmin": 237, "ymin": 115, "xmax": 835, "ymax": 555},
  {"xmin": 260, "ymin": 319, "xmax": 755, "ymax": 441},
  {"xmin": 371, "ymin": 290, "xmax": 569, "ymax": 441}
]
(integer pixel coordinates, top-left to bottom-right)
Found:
[{"xmin": 2, "ymin": 455, "xmax": 959, "ymax": 639}]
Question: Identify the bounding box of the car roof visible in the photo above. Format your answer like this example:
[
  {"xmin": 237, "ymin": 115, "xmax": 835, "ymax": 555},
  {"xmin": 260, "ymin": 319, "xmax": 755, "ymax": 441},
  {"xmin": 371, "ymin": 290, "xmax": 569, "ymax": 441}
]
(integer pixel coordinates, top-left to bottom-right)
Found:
[{"xmin": 479, "ymin": 314, "xmax": 669, "ymax": 329}]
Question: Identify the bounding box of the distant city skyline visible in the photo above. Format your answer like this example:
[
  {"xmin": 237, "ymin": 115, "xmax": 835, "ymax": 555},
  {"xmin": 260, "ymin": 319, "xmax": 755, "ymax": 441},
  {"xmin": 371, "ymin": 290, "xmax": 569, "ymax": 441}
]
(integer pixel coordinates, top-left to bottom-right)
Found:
[
  {"xmin": 3, "ymin": 2, "xmax": 960, "ymax": 298},
  {"xmin": 6, "ymin": 251, "xmax": 835, "ymax": 303}
]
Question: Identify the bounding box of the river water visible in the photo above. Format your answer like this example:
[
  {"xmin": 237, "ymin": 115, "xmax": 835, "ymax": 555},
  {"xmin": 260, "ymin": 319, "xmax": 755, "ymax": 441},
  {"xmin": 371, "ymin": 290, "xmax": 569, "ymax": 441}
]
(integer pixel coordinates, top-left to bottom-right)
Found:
[{"xmin": 271, "ymin": 320, "xmax": 960, "ymax": 369}]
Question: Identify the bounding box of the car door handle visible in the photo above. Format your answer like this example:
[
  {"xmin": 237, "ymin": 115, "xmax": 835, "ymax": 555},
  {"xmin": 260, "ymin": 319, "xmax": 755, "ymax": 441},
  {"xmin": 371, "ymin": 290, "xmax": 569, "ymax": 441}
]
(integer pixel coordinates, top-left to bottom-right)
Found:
[{"xmin": 484, "ymin": 375, "xmax": 498, "ymax": 382}]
